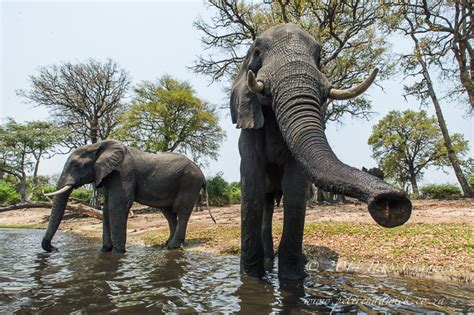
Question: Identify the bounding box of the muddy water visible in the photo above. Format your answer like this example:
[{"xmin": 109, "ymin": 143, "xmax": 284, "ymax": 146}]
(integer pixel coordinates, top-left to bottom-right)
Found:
[{"xmin": 0, "ymin": 229, "xmax": 472, "ymax": 313}]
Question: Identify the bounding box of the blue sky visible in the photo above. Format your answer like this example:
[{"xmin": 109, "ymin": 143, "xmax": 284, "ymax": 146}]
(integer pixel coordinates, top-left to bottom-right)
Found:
[{"xmin": 1, "ymin": 1, "xmax": 472, "ymax": 185}]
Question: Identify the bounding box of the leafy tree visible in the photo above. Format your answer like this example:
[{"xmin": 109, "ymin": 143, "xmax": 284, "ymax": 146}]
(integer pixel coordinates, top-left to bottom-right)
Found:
[
  {"xmin": 368, "ymin": 110, "xmax": 469, "ymax": 195},
  {"xmin": 114, "ymin": 76, "xmax": 226, "ymax": 164},
  {"xmin": 193, "ymin": 0, "xmax": 394, "ymax": 123},
  {"xmin": 388, "ymin": 1, "xmax": 473, "ymax": 197},
  {"xmin": 0, "ymin": 119, "xmax": 66, "ymax": 201},
  {"xmin": 18, "ymin": 59, "xmax": 131, "ymax": 148},
  {"xmin": 461, "ymin": 158, "xmax": 474, "ymax": 190},
  {"xmin": 0, "ymin": 180, "xmax": 20, "ymax": 205}
]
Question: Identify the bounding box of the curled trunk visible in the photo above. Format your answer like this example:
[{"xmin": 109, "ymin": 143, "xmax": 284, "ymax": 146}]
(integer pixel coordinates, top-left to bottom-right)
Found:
[
  {"xmin": 271, "ymin": 65, "xmax": 411, "ymax": 227},
  {"xmin": 42, "ymin": 190, "xmax": 72, "ymax": 252}
]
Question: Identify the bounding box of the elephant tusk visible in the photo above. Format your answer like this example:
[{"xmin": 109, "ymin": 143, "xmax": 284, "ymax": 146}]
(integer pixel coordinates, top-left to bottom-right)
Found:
[
  {"xmin": 329, "ymin": 68, "xmax": 379, "ymax": 100},
  {"xmin": 44, "ymin": 185, "xmax": 73, "ymax": 197},
  {"xmin": 247, "ymin": 70, "xmax": 264, "ymax": 93}
]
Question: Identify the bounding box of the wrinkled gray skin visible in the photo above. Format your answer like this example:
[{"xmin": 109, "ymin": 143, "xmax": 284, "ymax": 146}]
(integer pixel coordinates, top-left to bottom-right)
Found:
[
  {"xmin": 42, "ymin": 140, "xmax": 205, "ymax": 253},
  {"xmin": 231, "ymin": 24, "xmax": 412, "ymax": 280}
]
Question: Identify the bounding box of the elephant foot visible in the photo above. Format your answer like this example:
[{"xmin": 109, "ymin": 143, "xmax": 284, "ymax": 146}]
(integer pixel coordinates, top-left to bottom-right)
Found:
[
  {"xmin": 164, "ymin": 237, "xmax": 173, "ymax": 246},
  {"xmin": 263, "ymin": 255, "xmax": 275, "ymax": 271},
  {"xmin": 240, "ymin": 259, "xmax": 265, "ymax": 278},
  {"xmin": 100, "ymin": 245, "xmax": 113, "ymax": 253},
  {"xmin": 278, "ymin": 252, "xmax": 307, "ymax": 280},
  {"xmin": 41, "ymin": 238, "xmax": 58, "ymax": 252},
  {"xmin": 166, "ymin": 239, "xmax": 183, "ymax": 249},
  {"xmin": 278, "ymin": 261, "xmax": 307, "ymax": 281},
  {"xmin": 111, "ymin": 247, "xmax": 126, "ymax": 254}
]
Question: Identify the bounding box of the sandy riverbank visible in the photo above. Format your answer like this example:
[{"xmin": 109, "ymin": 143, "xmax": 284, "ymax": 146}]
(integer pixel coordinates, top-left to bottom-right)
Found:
[{"xmin": 1, "ymin": 198, "xmax": 472, "ymax": 282}]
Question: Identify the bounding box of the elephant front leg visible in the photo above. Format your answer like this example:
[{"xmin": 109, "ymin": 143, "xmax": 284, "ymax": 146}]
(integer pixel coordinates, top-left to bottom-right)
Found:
[
  {"xmin": 278, "ymin": 159, "xmax": 310, "ymax": 280},
  {"xmin": 101, "ymin": 191, "xmax": 113, "ymax": 252},
  {"xmin": 106, "ymin": 174, "xmax": 133, "ymax": 253},
  {"xmin": 239, "ymin": 130, "xmax": 266, "ymax": 277},
  {"xmin": 262, "ymin": 192, "xmax": 275, "ymax": 270},
  {"xmin": 108, "ymin": 204, "xmax": 129, "ymax": 253}
]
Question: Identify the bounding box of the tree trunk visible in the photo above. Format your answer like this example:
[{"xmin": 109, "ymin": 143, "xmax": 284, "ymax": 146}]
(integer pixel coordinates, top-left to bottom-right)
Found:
[
  {"xmin": 411, "ymin": 33, "xmax": 473, "ymax": 197},
  {"xmin": 19, "ymin": 173, "xmax": 27, "ymax": 202},
  {"xmin": 453, "ymin": 1, "xmax": 474, "ymax": 110},
  {"xmin": 409, "ymin": 174, "xmax": 419, "ymax": 196},
  {"xmin": 33, "ymin": 161, "xmax": 39, "ymax": 184},
  {"xmin": 90, "ymin": 186, "xmax": 101, "ymax": 209},
  {"xmin": 316, "ymin": 187, "xmax": 325, "ymax": 203}
]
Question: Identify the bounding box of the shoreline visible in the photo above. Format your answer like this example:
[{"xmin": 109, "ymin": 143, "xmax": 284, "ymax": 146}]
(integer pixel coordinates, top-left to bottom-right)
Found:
[{"xmin": 1, "ymin": 198, "xmax": 472, "ymax": 283}]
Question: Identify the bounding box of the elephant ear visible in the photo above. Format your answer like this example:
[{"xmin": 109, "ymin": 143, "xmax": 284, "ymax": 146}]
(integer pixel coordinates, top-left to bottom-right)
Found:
[
  {"xmin": 230, "ymin": 60, "xmax": 264, "ymax": 129},
  {"xmin": 94, "ymin": 140, "xmax": 126, "ymax": 187}
]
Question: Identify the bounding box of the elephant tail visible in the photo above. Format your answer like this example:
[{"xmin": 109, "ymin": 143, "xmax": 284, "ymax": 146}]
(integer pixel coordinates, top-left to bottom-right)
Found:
[{"xmin": 202, "ymin": 183, "xmax": 216, "ymax": 224}]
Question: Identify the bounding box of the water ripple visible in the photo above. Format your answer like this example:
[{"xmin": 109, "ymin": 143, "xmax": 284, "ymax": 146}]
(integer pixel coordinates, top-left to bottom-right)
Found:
[{"xmin": 0, "ymin": 229, "xmax": 472, "ymax": 313}]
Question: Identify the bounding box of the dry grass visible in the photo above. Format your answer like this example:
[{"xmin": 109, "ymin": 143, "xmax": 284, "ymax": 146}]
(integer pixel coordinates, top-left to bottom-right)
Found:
[{"xmin": 144, "ymin": 221, "xmax": 473, "ymax": 281}]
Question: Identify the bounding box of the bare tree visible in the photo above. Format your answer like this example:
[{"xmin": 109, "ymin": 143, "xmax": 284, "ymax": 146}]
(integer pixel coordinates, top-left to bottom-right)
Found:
[
  {"xmin": 18, "ymin": 59, "xmax": 131, "ymax": 148},
  {"xmin": 18, "ymin": 59, "xmax": 131, "ymax": 207},
  {"xmin": 392, "ymin": 2, "xmax": 473, "ymax": 197},
  {"xmin": 193, "ymin": 0, "xmax": 394, "ymax": 124},
  {"xmin": 391, "ymin": 1, "xmax": 473, "ymax": 111}
]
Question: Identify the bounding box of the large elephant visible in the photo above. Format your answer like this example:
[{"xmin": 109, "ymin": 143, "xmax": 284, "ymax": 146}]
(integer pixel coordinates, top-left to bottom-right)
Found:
[
  {"xmin": 42, "ymin": 140, "xmax": 205, "ymax": 253},
  {"xmin": 231, "ymin": 24, "xmax": 412, "ymax": 280}
]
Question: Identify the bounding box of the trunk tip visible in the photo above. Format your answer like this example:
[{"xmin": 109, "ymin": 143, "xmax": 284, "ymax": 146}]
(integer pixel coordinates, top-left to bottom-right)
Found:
[
  {"xmin": 41, "ymin": 238, "xmax": 58, "ymax": 252},
  {"xmin": 368, "ymin": 193, "xmax": 412, "ymax": 228}
]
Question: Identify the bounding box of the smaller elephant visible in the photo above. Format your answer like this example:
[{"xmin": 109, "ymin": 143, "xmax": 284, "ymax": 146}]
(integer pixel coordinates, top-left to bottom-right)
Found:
[
  {"xmin": 362, "ymin": 167, "xmax": 385, "ymax": 180},
  {"xmin": 43, "ymin": 140, "xmax": 205, "ymax": 253}
]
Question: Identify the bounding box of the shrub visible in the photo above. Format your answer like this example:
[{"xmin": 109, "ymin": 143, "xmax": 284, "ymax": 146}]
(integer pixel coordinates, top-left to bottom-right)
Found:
[
  {"xmin": 0, "ymin": 180, "xmax": 20, "ymax": 205},
  {"xmin": 229, "ymin": 181, "xmax": 241, "ymax": 204},
  {"xmin": 419, "ymin": 184, "xmax": 462, "ymax": 199},
  {"xmin": 70, "ymin": 188, "xmax": 94, "ymax": 204},
  {"xmin": 207, "ymin": 173, "xmax": 231, "ymax": 206},
  {"xmin": 30, "ymin": 183, "xmax": 57, "ymax": 201}
]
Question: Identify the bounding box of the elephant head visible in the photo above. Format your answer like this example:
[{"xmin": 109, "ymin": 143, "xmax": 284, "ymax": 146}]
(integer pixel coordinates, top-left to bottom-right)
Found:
[
  {"xmin": 231, "ymin": 24, "xmax": 411, "ymax": 227},
  {"xmin": 42, "ymin": 140, "xmax": 126, "ymax": 252}
]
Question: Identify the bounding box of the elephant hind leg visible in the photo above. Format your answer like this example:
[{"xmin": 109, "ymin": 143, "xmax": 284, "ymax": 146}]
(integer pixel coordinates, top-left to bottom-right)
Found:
[
  {"xmin": 167, "ymin": 193, "xmax": 197, "ymax": 249},
  {"xmin": 161, "ymin": 207, "xmax": 177, "ymax": 245}
]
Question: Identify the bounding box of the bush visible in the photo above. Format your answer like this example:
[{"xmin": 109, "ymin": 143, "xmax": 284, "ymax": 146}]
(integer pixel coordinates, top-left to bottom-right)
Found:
[
  {"xmin": 70, "ymin": 188, "xmax": 95, "ymax": 204},
  {"xmin": 207, "ymin": 173, "xmax": 232, "ymax": 206},
  {"xmin": 419, "ymin": 184, "xmax": 462, "ymax": 199},
  {"xmin": 229, "ymin": 181, "xmax": 241, "ymax": 204},
  {"xmin": 30, "ymin": 183, "xmax": 57, "ymax": 201},
  {"xmin": 0, "ymin": 180, "xmax": 20, "ymax": 205}
]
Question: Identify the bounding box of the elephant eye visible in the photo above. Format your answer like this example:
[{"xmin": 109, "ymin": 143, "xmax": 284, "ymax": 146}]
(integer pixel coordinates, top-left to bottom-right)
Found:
[{"xmin": 254, "ymin": 49, "xmax": 261, "ymax": 57}]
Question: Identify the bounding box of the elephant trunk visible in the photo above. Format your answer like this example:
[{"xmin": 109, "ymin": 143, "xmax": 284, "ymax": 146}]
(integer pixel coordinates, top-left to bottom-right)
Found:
[
  {"xmin": 42, "ymin": 188, "xmax": 72, "ymax": 252},
  {"xmin": 271, "ymin": 63, "xmax": 411, "ymax": 227}
]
